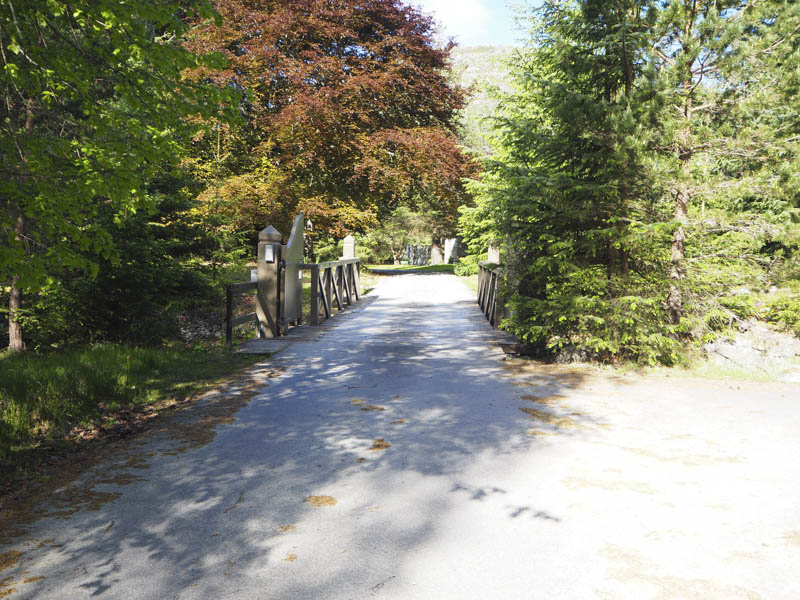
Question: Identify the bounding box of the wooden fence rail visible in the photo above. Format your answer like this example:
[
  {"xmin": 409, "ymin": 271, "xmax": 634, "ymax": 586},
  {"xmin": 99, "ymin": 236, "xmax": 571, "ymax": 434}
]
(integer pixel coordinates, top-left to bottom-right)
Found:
[
  {"xmin": 303, "ymin": 258, "xmax": 361, "ymax": 326},
  {"xmin": 477, "ymin": 261, "xmax": 505, "ymax": 328},
  {"xmin": 225, "ymin": 281, "xmax": 259, "ymax": 351}
]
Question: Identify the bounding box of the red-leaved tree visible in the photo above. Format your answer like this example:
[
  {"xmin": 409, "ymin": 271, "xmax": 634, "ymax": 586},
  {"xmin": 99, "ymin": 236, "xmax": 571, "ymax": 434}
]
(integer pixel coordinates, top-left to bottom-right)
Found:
[{"xmin": 183, "ymin": 0, "xmax": 475, "ymax": 244}]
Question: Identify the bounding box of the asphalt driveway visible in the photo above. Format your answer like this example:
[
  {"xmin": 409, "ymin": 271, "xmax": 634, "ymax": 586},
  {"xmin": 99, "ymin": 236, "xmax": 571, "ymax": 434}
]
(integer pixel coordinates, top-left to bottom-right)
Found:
[{"xmin": 1, "ymin": 273, "xmax": 799, "ymax": 599}]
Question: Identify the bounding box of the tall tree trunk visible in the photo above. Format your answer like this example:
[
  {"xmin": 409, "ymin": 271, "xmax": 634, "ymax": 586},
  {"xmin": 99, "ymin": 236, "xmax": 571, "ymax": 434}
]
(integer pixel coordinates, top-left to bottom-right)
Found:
[
  {"xmin": 667, "ymin": 182, "xmax": 689, "ymax": 324},
  {"xmin": 607, "ymin": 239, "xmax": 617, "ymax": 280},
  {"xmin": 667, "ymin": 27, "xmax": 695, "ymax": 325},
  {"xmin": 8, "ymin": 99, "xmax": 35, "ymax": 352},
  {"xmin": 8, "ymin": 212, "xmax": 26, "ymax": 352}
]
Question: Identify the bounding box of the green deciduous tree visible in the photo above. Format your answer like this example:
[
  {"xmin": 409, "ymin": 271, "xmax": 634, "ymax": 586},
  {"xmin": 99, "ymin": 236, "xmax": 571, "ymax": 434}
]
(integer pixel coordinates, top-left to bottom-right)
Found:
[
  {"xmin": 0, "ymin": 0, "xmax": 230, "ymax": 351},
  {"xmin": 359, "ymin": 206, "xmax": 432, "ymax": 264}
]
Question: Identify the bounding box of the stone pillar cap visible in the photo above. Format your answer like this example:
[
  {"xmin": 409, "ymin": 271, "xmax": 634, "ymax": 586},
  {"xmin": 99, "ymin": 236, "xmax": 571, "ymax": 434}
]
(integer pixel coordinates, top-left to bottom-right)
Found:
[{"xmin": 259, "ymin": 225, "xmax": 283, "ymax": 242}]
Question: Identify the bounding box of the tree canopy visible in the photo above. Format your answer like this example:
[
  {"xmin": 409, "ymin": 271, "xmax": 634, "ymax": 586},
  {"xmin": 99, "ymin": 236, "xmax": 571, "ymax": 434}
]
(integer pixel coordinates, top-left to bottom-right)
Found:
[
  {"xmin": 461, "ymin": 0, "xmax": 800, "ymax": 363},
  {"xmin": 183, "ymin": 0, "xmax": 476, "ymax": 244},
  {"xmin": 1, "ymin": 0, "xmax": 475, "ymax": 351},
  {"xmin": 0, "ymin": 0, "xmax": 234, "ymax": 351}
]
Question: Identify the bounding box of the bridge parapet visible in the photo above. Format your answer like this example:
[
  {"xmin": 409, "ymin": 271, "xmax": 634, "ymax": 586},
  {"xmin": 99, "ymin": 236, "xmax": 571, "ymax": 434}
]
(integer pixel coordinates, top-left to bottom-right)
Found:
[
  {"xmin": 478, "ymin": 261, "xmax": 506, "ymax": 329},
  {"xmin": 225, "ymin": 215, "xmax": 362, "ymax": 350}
]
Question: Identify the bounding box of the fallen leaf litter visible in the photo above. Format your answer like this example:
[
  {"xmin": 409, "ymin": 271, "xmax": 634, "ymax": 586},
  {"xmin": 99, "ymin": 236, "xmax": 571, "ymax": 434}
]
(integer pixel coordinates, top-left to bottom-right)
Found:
[
  {"xmin": 304, "ymin": 495, "xmax": 337, "ymax": 507},
  {"xmin": 519, "ymin": 407, "xmax": 583, "ymax": 429},
  {"xmin": 370, "ymin": 438, "xmax": 391, "ymax": 451}
]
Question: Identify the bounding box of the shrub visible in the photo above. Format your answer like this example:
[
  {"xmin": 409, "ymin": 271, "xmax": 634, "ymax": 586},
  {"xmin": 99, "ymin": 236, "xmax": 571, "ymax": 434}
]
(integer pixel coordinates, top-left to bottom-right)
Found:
[
  {"xmin": 765, "ymin": 293, "xmax": 800, "ymax": 336},
  {"xmin": 454, "ymin": 254, "xmax": 484, "ymax": 276}
]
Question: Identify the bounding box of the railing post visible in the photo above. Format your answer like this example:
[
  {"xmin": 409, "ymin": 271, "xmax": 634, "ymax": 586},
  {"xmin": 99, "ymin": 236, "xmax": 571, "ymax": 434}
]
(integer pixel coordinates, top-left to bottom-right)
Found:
[
  {"xmin": 348, "ymin": 262, "xmax": 359, "ymax": 301},
  {"xmin": 324, "ymin": 266, "xmax": 333, "ymax": 317},
  {"xmin": 495, "ymin": 267, "xmax": 506, "ymax": 327},
  {"xmin": 344, "ymin": 265, "xmax": 352, "ymax": 305},
  {"xmin": 342, "ymin": 234, "xmax": 355, "ymax": 259},
  {"xmin": 478, "ymin": 264, "xmax": 486, "ymax": 311},
  {"xmin": 336, "ymin": 264, "xmax": 344, "ymax": 308},
  {"xmin": 489, "ymin": 272, "xmax": 497, "ymax": 325},
  {"xmin": 310, "ymin": 264, "xmax": 320, "ymax": 326},
  {"xmin": 477, "ymin": 265, "xmax": 483, "ymax": 308}
]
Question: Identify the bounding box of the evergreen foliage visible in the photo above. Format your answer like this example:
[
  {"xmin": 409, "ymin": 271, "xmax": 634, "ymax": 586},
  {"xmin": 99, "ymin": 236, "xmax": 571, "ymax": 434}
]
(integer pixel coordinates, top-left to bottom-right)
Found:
[{"xmin": 460, "ymin": 0, "xmax": 800, "ymax": 363}]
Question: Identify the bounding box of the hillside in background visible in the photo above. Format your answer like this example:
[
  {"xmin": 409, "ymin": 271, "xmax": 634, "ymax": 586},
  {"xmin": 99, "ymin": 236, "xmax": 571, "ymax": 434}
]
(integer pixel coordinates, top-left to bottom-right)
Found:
[{"xmin": 451, "ymin": 45, "xmax": 514, "ymax": 156}]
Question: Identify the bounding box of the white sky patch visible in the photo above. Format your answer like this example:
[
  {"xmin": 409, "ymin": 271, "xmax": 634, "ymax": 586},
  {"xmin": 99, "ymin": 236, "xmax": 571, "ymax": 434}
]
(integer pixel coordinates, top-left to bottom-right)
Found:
[{"xmin": 411, "ymin": 0, "xmax": 493, "ymax": 46}]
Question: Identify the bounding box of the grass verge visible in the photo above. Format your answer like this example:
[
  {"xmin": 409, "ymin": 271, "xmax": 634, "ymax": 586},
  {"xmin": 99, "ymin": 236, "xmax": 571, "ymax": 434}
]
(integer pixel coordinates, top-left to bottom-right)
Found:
[
  {"xmin": 365, "ymin": 264, "xmax": 456, "ymax": 273},
  {"xmin": 459, "ymin": 273, "xmax": 479, "ymax": 295},
  {"xmin": 0, "ymin": 344, "xmax": 265, "ymax": 477}
]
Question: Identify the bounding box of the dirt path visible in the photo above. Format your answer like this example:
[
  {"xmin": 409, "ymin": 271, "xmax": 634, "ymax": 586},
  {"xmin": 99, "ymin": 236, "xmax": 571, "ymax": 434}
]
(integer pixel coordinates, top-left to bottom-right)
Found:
[{"xmin": 1, "ymin": 274, "xmax": 798, "ymax": 599}]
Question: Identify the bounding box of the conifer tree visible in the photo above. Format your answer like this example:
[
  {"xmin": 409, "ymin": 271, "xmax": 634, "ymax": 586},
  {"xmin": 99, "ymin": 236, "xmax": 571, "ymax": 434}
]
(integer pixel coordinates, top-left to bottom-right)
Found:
[{"xmin": 462, "ymin": 0, "xmax": 800, "ymax": 362}]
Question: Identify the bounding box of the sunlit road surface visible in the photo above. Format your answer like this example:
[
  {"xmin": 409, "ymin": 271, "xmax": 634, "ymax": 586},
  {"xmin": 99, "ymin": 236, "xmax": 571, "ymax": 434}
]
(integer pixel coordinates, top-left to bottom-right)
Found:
[{"xmin": 2, "ymin": 273, "xmax": 799, "ymax": 599}]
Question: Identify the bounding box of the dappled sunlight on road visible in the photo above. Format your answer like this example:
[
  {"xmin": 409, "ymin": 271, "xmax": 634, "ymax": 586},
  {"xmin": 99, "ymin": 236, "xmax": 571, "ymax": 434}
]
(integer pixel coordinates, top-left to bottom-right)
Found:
[{"xmin": 2, "ymin": 274, "xmax": 799, "ymax": 599}]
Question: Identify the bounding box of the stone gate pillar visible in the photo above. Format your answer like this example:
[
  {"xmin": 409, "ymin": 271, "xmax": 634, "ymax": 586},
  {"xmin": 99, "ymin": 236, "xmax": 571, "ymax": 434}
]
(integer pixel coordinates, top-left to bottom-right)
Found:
[
  {"xmin": 257, "ymin": 225, "xmax": 283, "ymax": 338},
  {"xmin": 342, "ymin": 234, "xmax": 355, "ymax": 259},
  {"xmin": 488, "ymin": 241, "xmax": 501, "ymax": 264}
]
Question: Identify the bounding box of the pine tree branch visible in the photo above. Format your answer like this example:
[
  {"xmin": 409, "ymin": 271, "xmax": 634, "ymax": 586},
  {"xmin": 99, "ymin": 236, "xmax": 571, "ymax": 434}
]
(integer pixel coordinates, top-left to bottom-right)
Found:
[{"xmin": 761, "ymin": 22, "xmax": 800, "ymax": 55}]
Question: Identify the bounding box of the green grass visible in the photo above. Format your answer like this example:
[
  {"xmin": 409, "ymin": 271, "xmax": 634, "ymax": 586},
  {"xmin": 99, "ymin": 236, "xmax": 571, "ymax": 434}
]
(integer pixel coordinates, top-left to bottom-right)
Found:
[
  {"xmin": 365, "ymin": 264, "xmax": 455, "ymax": 273},
  {"xmin": 460, "ymin": 274, "xmax": 480, "ymax": 295},
  {"xmin": 0, "ymin": 344, "xmax": 264, "ymax": 465}
]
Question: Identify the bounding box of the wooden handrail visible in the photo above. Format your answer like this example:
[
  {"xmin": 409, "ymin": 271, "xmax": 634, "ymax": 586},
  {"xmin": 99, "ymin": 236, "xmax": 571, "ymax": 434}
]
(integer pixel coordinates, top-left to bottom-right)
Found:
[
  {"xmin": 477, "ymin": 262, "xmax": 505, "ymax": 329},
  {"xmin": 300, "ymin": 258, "xmax": 360, "ymax": 269},
  {"xmin": 306, "ymin": 259, "xmax": 361, "ymax": 326}
]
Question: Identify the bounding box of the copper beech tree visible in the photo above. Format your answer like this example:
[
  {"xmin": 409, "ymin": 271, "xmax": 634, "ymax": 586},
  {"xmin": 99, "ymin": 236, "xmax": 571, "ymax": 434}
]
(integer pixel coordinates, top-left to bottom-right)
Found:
[{"xmin": 183, "ymin": 0, "xmax": 476, "ymax": 244}]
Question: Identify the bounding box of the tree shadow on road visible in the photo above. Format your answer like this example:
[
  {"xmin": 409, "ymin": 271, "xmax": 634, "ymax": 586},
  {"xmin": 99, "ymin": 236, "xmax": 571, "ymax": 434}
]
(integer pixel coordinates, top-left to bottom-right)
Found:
[{"xmin": 0, "ymin": 287, "xmax": 616, "ymax": 599}]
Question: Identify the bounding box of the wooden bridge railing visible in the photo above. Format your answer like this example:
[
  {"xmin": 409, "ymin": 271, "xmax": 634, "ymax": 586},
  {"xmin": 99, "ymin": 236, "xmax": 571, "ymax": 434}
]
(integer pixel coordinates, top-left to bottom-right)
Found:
[
  {"xmin": 302, "ymin": 258, "xmax": 361, "ymax": 326},
  {"xmin": 478, "ymin": 261, "xmax": 505, "ymax": 328},
  {"xmin": 225, "ymin": 258, "xmax": 362, "ymax": 349}
]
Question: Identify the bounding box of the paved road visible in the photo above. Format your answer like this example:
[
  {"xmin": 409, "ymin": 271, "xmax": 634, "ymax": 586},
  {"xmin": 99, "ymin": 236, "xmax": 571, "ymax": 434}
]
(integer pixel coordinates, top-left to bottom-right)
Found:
[{"xmin": 2, "ymin": 274, "xmax": 800, "ymax": 599}]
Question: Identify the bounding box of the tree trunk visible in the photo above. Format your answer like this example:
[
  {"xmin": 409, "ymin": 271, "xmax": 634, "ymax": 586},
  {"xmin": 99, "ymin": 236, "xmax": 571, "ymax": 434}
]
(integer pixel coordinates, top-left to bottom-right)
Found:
[
  {"xmin": 8, "ymin": 99, "xmax": 35, "ymax": 352},
  {"xmin": 8, "ymin": 211, "xmax": 26, "ymax": 352},
  {"xmin": 607, "ymin": 240, "xmax": 617, "ymax": 279},
  {"xmin": 8, "ymin": 277, "xmax": 25, "ymax": 353},
  {"xmin": 667, "ymin": 183, "xmax": 689, "ymax": 324},
  {"xmin": 667, "ymin": 37, "xmax": 695, "ymax": 326}
]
